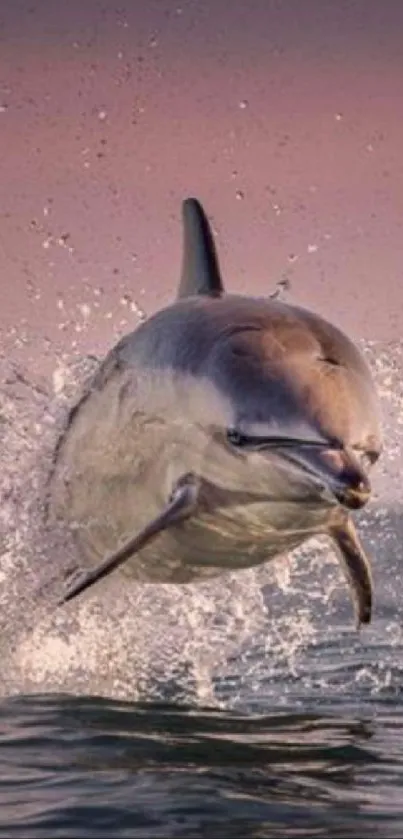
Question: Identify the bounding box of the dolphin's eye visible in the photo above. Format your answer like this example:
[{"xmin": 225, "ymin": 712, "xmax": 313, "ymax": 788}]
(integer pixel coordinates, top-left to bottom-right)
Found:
[
  {"xmin": 226, "ymin": 428, "xmax": 248, "ymax": 447},
  {"xmin": 226, "ymin": 429, "xmax": 268, "ymax": 449}
]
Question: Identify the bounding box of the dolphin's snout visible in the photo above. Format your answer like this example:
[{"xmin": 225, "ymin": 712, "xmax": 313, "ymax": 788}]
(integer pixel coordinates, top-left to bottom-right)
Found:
[
  {"xmin": 316, "ymin": 447, "xmax": 371, "ymax": 510},
  {"xmin": 333, "ymin": 473, "xmax": 371, "ymax": 510},
  {"xmin": 275, "ymin": 444, "xmax": 372, "ymax": 509}
]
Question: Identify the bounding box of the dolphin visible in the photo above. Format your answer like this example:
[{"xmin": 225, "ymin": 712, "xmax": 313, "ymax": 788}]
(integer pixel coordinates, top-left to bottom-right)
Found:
[{"xmin": 48, "ymin": 197, "xmax": 382, "ymax": 628}]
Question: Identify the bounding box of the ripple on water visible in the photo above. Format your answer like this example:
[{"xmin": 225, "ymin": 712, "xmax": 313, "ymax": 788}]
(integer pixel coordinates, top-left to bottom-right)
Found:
[{"xmin": 1, "ymin": 695, "xmax": 403, "ymax": 838}]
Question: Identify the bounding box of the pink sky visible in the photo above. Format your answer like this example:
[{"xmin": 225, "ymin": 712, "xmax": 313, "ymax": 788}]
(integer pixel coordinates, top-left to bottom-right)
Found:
[{"xmin": 1, "ymin": 0, "xmax": 402, "ymax": 375}]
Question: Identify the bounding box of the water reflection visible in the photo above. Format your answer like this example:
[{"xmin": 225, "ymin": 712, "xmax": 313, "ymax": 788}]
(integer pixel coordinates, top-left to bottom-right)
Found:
[{"xmin": 0, "ymin": 695, "xmax": 399, "ymax": 837}]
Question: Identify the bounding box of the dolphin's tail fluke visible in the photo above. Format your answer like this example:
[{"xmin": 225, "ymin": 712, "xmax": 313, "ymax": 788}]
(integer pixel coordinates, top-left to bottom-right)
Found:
[{"xmin": 177, "ymin": 197, "xmax": 225, "ymax": 299}]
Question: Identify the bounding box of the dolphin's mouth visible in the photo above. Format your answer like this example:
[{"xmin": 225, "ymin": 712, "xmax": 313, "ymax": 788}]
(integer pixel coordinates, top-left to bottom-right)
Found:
[
  {"xmin": 225, "ymin": 430, "xmax": 372, "ymax": 510},
  {"xmin": 274, "ymin": 444, "xmax": 371, "ymax": 510}
]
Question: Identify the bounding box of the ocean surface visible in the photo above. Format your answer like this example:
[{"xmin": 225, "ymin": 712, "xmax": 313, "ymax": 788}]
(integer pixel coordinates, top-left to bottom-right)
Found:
[
  {"xmin": 1, "ymin": 691, "xmax": 403, "ymax": 839},
  {"xmin": 0, "ymin": 340, "xmax": 402, "ymax": 837}
]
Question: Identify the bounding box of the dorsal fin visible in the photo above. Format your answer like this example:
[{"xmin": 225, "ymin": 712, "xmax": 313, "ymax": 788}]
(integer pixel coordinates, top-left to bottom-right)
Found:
[{"xmin": 176, "ymin": 197, "xmax": 225, "ymax": 299}]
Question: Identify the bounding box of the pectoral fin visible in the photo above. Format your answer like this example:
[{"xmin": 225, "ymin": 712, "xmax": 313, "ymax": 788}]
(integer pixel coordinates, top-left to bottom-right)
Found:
[
  {"xmin": 328, "ymin": 510, "xmax": 373, "ymax": 628},
  {"xmin": 59, "ymin": 473, "xmax": 199, "ymax": 605}
]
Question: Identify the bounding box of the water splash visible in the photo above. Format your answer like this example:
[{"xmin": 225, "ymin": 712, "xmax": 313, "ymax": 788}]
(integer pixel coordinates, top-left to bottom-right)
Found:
[{"xmin": 0, "ymin": 339, "xmax": 402, "ymax": 707}]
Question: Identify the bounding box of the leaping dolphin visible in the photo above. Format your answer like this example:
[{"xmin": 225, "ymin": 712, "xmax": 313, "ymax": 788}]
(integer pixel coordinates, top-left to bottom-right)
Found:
[{"xmin": 48, "ymin": 197, "xmax": 382, "ymax": 627}]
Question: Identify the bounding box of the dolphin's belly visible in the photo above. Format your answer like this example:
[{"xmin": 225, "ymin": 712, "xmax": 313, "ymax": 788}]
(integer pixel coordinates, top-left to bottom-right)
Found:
[
  {"xmin": 121, "ymin": 499, "xmax": 332, "ymax": 583},
  {"xmin": 56, "ymin": 480, "xmax": 332, "ymax": 584}
]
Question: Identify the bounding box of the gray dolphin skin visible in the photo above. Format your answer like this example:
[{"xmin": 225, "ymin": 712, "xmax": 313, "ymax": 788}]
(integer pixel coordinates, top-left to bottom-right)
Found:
[
  {"xmin": 177, "ymin": 197, "xmax": 224, "ymax": 299},
  {"xmin": 48, "ymin": 197, "xmax": 382, "ymax": 628}
]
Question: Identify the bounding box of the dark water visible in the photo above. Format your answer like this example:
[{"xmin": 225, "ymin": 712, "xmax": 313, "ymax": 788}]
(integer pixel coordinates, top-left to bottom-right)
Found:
[{"xmin": 1, "ymin": 691, "xmax": 403, "ymax": 838}]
